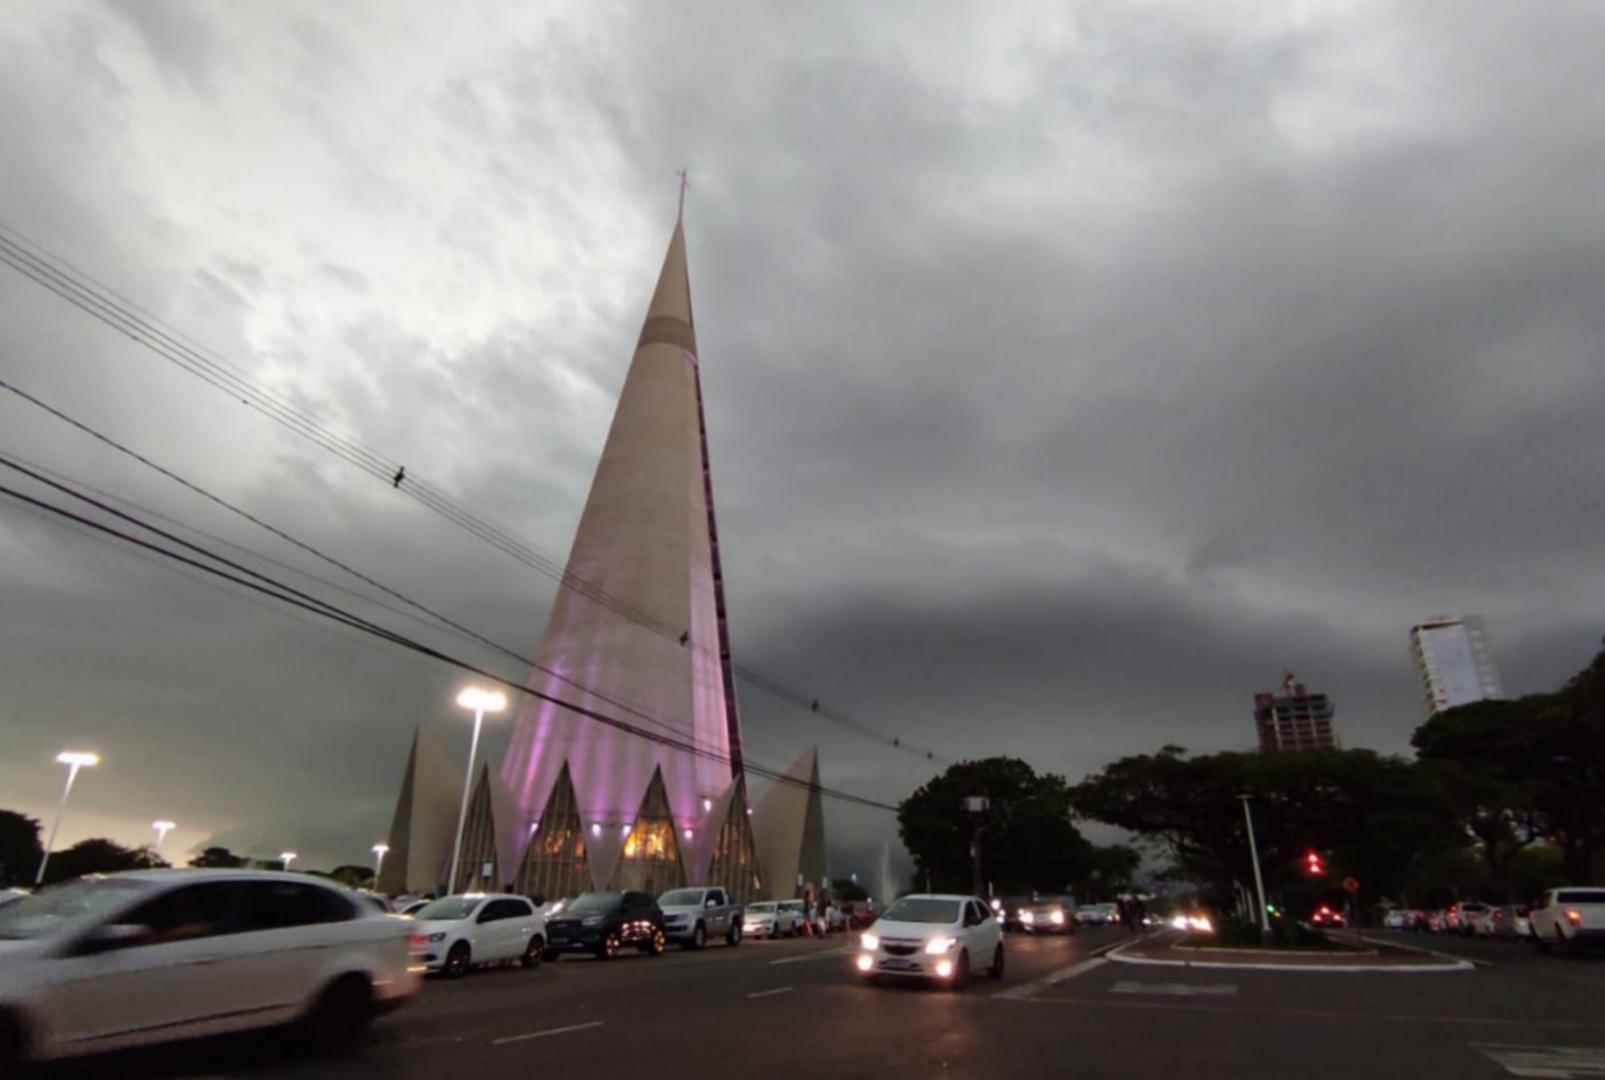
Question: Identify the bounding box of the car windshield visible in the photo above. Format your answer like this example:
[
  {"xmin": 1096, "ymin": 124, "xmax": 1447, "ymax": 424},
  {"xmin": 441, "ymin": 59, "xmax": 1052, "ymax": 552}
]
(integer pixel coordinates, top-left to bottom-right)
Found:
[
  {"xmin": 566, "ymin": 892, "xmax": 621, "ymax": 914},
  {"xmin": 747, "ymin": 902, "xmax": 776, "ymax": 913},
  {"xmin": 881, "ymin": 898, "xmax": 961, "ymax": 924},
  {"xmin": 1556, "ymin": 890, "xmax": 1605, "ymax": 904},
  {"xmin": 415, "ymin": 897, "xmax": 481, "ymax": 921},
  {"xmin": 659, "ymin": 890, "xmax": 704, "ymax": 906},
  {"xmin": 0, "ymin": 877, "xmax": 148, "ymax": 940}
]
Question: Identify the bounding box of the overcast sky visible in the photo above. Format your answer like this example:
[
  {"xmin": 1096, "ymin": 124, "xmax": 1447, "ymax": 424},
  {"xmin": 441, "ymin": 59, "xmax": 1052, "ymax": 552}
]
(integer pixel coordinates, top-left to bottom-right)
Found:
[{"xmin": 3, "ymin": 1, "xmax": 1603, "ymax": 881}]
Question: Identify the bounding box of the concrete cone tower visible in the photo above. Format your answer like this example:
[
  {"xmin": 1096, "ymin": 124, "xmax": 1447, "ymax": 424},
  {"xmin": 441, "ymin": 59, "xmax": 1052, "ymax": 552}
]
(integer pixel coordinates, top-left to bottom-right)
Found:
[{"xmin": 501, "ymin": 213, "xmax": 744, "ymax": 890}]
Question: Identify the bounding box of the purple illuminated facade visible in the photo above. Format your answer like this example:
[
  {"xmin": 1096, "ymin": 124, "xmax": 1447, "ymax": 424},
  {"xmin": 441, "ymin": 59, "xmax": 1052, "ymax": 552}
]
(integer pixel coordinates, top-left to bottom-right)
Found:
[{"xmin": 498, "ymin": 219, "xmax": 744, "ymax": 891}]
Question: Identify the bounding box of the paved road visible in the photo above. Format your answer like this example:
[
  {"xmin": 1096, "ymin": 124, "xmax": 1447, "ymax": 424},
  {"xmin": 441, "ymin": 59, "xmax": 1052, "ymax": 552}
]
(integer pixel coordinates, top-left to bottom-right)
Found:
[{"xmin": 47, "ymin": 927, "xmax": 1605, "ymax": 1080}]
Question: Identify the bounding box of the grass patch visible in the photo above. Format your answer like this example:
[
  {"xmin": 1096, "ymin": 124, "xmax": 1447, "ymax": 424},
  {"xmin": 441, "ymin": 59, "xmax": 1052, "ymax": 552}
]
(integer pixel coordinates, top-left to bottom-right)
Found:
[{"xmin": 1189, "ymin": 917, "xmax": 1354, "ymax": 952}]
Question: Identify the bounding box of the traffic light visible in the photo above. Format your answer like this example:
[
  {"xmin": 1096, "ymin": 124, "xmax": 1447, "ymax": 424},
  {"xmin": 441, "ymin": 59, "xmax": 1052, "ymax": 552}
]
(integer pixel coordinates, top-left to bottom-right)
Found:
[{"xmin": 1304, "ymin": 850, "xmax": 1325, "ymax": 876}]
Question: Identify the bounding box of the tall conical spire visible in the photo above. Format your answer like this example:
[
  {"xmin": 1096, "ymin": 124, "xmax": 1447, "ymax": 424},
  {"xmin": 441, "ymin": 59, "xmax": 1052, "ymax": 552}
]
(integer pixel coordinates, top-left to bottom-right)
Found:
[{"xmin": 500, "ymin": 216, "xmax": 745, "ymax": 889}]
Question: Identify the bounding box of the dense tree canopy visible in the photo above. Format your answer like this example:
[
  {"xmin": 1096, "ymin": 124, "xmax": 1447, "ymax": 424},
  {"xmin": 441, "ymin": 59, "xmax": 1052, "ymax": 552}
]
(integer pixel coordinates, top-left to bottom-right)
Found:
[
  {"xmin": 1068, "ymin": 748, "xmax": 1464, "ymax": 911},
  {"xmin": 42, "ymin": 838, "xmax": 166, "ymax": 884},
  {"xmin": 898, "ymin": 757, "xmax": 1102, "ymax": 895},
  {"xmin": 0, "ymin": 810, "xmax": 43, "ymax": 888},
  {"xmin": 1415, "ymin": 646, "xmax": 1605, "ymax": 882},
  {"xmin": 188, "ymin": 846, "xmax": 248, "ymax": 869}
]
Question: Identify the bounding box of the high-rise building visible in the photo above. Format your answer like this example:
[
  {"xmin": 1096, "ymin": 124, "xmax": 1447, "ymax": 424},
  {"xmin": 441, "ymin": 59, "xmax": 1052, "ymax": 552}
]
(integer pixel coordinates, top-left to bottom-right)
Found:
[
  {"xmin": 1254, "ymin": 672, "xmax": 1339, "ymax": 752},
  {"xmin": 1409, "ymin": 615, "xmax": 1503, "ymax": 716}
]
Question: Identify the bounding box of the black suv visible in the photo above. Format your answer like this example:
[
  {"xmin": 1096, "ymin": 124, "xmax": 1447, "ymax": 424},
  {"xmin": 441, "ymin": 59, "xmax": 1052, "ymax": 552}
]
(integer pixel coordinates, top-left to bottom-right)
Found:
[{"xmin": 543, "ymin": 891, "xmax": 667, "ymax": 960}]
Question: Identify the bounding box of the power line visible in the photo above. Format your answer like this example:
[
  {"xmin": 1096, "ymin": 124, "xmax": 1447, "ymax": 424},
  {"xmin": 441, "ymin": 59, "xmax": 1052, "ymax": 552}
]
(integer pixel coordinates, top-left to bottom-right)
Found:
[
  {"xmin": 0, "ymin": 433, "xmax": 785, "ymax": 774},
  {"xmin": 0, "ymin": 225, "xmax": 952, "ymax": 765},
  {"xmin": 0, "ymin": 471, "xmax": 895, "ymax": 812}
]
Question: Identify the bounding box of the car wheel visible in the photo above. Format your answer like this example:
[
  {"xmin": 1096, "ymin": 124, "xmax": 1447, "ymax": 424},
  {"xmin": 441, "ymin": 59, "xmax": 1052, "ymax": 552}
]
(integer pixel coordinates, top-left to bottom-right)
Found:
[
  {"xmin": 688, "ymin": 923, "xmax": 706, "ymax": 950},
  {"xmin": 950, "ymin": 950, "xmax": 970, "ymax": 991},
  {"xmin": 727, "ymin": 922, "xmax": 742, "ymax": 946},
  {"xmin": 598, "ymin": 932, "xmax": 621, "ymax": 960},
  {"xmin": 989, "ymin": 944, "xmax": 1005, "ymax": 980},
  {"xmin": 302, "ymin": 975, "xmax": 374, "ymax": 1052},
  {"xmin": 646, "ymin": 929, "xmax": 667, "ymax": 956},
  {"xmin": 443, "ymin": 942, "xmax": 472, "ymax": 979},
  {"xmin": 522, "ymin": 935, "xmax": 545, "ymax": 969}
]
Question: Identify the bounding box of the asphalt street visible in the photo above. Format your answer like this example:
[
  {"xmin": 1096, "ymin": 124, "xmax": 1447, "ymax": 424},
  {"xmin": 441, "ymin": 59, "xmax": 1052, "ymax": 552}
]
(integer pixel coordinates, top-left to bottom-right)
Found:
[{"xmin": 47, "ymin": 927, "xmax": 1605, "ymax": 1080}]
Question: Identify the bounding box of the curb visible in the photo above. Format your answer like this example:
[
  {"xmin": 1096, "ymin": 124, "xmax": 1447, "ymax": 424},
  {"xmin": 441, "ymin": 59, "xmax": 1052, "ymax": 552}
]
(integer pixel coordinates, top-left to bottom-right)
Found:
[{"xmin": 1105, "ymin": 939, "xmax": 1473, "ymax": 974}]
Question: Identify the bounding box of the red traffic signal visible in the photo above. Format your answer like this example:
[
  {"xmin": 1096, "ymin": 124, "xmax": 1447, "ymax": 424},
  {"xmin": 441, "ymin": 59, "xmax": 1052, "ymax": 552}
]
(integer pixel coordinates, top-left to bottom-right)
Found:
[{"xmin": 1304, "ymin": 850, "xmax": 1325, "ymax": 876}]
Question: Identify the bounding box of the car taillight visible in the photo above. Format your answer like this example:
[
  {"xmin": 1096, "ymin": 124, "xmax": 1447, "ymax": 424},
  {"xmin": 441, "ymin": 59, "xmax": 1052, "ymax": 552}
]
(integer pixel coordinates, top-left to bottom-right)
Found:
[
  {"xmin": 409, "ymin": 933, "xmax": 428, "ymax": 948},
  {"xmin": 1564, "ymin": 909, "xmax": 1582, "ymax": 925}
]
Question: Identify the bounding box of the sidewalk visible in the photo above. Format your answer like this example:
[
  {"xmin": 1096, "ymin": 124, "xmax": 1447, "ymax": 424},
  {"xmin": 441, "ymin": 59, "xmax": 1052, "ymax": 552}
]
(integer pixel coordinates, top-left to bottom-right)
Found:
[{"xmin": 1104, "ymin": 929, "xmax": 1473, "ymax": 973}]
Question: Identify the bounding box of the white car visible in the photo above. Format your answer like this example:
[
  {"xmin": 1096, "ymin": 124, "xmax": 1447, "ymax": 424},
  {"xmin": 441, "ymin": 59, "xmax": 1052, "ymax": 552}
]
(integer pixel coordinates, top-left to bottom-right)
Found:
[
  {"xmin": 1529, "ymin": 887, "xmax": 1605, "ymax": 953},
  {"xmin": 0, "ymin": 869, "xmax": 418, "ymax": 1070},
  {"xmin": 408, "ymin": 893, "xmax": 546, "ymax": 977},
  {"xmin": 855, "ymin": 894, "xmax": 1004, "ymax": 989},
  {"xmin": 741, "ymin": 901, "xmax": 801, "ymax": 939}
]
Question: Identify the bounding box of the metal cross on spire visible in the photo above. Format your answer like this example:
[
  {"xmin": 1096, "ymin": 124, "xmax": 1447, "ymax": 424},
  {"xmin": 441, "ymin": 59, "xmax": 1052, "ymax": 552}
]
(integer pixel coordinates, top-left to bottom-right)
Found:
[{"xmin": 676, "ymin": 167, "xmax": 689, "ymax": 221}]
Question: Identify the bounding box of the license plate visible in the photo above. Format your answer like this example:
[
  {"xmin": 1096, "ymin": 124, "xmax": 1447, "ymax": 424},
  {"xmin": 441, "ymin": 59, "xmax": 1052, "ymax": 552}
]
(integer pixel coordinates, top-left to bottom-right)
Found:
[{"xmin": 881, "ymin": 958, "xmax": 918, "ymax": 971}]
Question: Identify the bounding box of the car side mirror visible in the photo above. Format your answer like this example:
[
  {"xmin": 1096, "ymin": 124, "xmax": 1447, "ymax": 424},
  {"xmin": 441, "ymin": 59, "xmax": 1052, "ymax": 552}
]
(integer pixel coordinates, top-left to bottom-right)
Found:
[{"xmin": 73, "ymin": 923, "xmax": 149, "ymax": 956}]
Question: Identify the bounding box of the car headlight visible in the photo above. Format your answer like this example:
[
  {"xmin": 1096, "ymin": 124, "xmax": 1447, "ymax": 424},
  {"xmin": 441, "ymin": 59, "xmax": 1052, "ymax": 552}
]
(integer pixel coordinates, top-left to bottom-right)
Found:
[
  {"xmin": 924, "ymin": 936, "xmax": 956, "ymax": 955},
  {"xmin": 1050, "ymin": 910, "xmax": 1065, "ymax": 925},
  {"xmin": 1021, "ymin": 911, "xmax": 1035, "ymax": 924},
  {"xmin": 426, "ymin": 931, "xmax": 447, "ymax": 942},
  {"xmin": 582, "ymin": 915, "xmax": 604, "ymax": 927},
  {"xmin": 860, "ymin": 932, "xmax": 880, "ymax": 951}
]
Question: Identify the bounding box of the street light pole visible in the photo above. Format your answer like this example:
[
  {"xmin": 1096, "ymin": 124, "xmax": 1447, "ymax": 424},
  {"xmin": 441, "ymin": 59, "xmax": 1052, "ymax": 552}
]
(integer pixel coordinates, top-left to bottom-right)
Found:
[
  {"xmin": 152, "ymin": 820, "xmax": 175, "ymax": 853},
  {"xmin": 447, "ymin": 687, "xmax": 507, "ymax": 894},
  {"xmin": 280, "ymin": 851, "xmax": 297, "ymax": 872},
  {"xmin": 1238, "ymin": 794, "xmax": 1271, "ymax": 938},
  {"xmin": 372, "ymin": 843, "xmax": 389, "ymax": 889},
  {"xmin": 36, "ymin": 751, "xmax": 98, "ymax": 886}
]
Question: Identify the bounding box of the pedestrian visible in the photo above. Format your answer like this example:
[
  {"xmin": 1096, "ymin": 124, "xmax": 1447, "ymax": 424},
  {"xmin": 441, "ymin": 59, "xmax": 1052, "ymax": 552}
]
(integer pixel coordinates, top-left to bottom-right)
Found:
[{"xmin": 1118, "ymin": 896, "xmax": 1139, "ymax": 935}]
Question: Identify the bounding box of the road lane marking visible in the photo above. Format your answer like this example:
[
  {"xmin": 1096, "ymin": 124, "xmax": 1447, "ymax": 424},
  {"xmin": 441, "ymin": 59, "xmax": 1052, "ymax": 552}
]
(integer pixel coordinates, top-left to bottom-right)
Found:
[
  {"xmin": 1355, "ymin": 933, "xmax": 1492, "ymax": 967},
  {"xmin": 1475, "ymin": 1044, "xmax": 1605, "ymax": 1078},
  {"xmin": 747, "ymin": 986, "xmax": 795, "ymax": 999},
  {"xmin": 1011, "ymin": 996, "xmax": 1605, "ymax": 1031},
  {"xmin": 491, "ymin": 1020, "xmax": 604, "ymax": 1045},
  {"xmin": 992, "ymin": 956, "xmax": 1107, "ymax": 999},
  {"xmin": 1109, "ymin": 980, "xmax": 1237, "ymax": 997},
  {"xmin": 770, "ymin": 946, "xmax": 852, "ymax": 965}
]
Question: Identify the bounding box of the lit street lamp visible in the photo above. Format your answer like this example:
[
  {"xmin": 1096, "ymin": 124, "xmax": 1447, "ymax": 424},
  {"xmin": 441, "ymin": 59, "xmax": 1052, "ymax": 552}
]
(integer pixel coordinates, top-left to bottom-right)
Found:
[
  {"xmin": 36, "ymin": 751, "xmax": 99, "ymax": 886},
  {"xmin": 280, "ymin": 851, "xmax": 298, "ymax": 871},
  {"xmin": 446, "ymin": 686, "xmax": 508, "ymax": 894},
  {"xmin": 372, "ymin": 843, "xmax": 389, "ymax": 886},
  {"xmin": 151, "ymin": 820, "xmax": 176, "ymax": 852}
]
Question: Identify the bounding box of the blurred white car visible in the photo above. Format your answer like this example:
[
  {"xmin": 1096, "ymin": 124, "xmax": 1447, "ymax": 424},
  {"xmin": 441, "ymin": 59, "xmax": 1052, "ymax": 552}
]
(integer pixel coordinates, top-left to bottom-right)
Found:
[
  {"xmin": 408, "ymin": 894, "xmax": 546, "ymax": 977},
  {"xmin": 0, "ymin": 870, "xmax": 418, "ymax": 1069},
  {"xmin": 856, "ymin": 894, "xmax": 1003, "ymax": 988},
  {"xmin": 741, "ymin": 901, "xmax": 801, "ymax": 938},
  {"xmin": 0, "ymin": 890, "xmax": 28, "ymax": 910},
  {"xmin": 1530, "ymin": 888, "xmax": 1605, "ymax": 953}
]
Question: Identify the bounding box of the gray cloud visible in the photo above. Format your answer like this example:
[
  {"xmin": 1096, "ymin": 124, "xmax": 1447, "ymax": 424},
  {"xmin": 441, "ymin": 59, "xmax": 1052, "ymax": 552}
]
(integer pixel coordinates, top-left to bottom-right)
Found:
[{"xmin": 3, "ymin": 0, "xmax": 1603, "ymax": 880}]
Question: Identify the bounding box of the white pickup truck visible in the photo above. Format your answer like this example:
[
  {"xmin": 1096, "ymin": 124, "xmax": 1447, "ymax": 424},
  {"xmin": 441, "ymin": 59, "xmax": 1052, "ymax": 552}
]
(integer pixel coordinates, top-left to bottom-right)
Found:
[
  {"xmin": 1529, "ymin": 887, "xmax": 1605, "ymax": 954},
  {"xmin": 657, "ymin": 887, "xmax": 744, "ymax": 949}
]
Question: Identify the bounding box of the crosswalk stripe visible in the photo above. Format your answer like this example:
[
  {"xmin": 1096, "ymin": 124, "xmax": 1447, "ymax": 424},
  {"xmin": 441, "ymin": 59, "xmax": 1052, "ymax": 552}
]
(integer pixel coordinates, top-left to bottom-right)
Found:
[{"xmin": 1476, "ymin": 1043, "xmax": 1605, "ymax": 1078}]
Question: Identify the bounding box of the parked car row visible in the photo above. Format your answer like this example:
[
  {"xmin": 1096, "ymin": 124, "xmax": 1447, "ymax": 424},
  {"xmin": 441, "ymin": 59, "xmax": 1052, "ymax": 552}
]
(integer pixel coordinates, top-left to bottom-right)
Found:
[{"xmin": 1382, "ymin": 887, "xmax": 1605, "ymax": 952}]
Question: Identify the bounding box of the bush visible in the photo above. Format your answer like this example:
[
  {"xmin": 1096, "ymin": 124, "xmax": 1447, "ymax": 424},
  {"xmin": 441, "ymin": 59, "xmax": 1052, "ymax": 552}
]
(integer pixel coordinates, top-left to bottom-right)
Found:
[{"xmin": 1203, "ymin": 916, "xmax": 1347, "ymax": 951}]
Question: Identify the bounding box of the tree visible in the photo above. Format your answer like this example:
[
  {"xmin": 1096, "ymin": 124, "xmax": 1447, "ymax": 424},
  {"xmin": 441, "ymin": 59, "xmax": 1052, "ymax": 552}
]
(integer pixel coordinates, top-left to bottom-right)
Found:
[
  {"xmin": 1068, "ymin": 747, "xmax": 1465, "ymax": 915},
  {"xmin": 898, "ymin": 757, "xmax": 1096, "ymax": 895},
  {"xmin": 0, "ymin": 810, "xmax": 44, "ymax": 887},
  {"xmin": 42, "ymin": 839, "xmax": 163, "ymax": 884},
  {"xmin": 326, "ymin": 865, "xmax": 374, "ymax": 888},
  {"xmin": 189, "ymin": 846, "xmax": 248, "ymax": 869},
  {"xmin": 831, "ymin": 877, "xmax": 869, "ymax": 902},
  {"xmin": 1414, "ymin": 646, "xmax": 1605, "ymax": 884}
]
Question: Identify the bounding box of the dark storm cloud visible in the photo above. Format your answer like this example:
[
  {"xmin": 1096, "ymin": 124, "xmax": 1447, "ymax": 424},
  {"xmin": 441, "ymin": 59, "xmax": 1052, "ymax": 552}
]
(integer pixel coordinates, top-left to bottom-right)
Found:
[{"xmin": 3, "ymin": 1, "xmax": 1604, "ymax": 877}]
